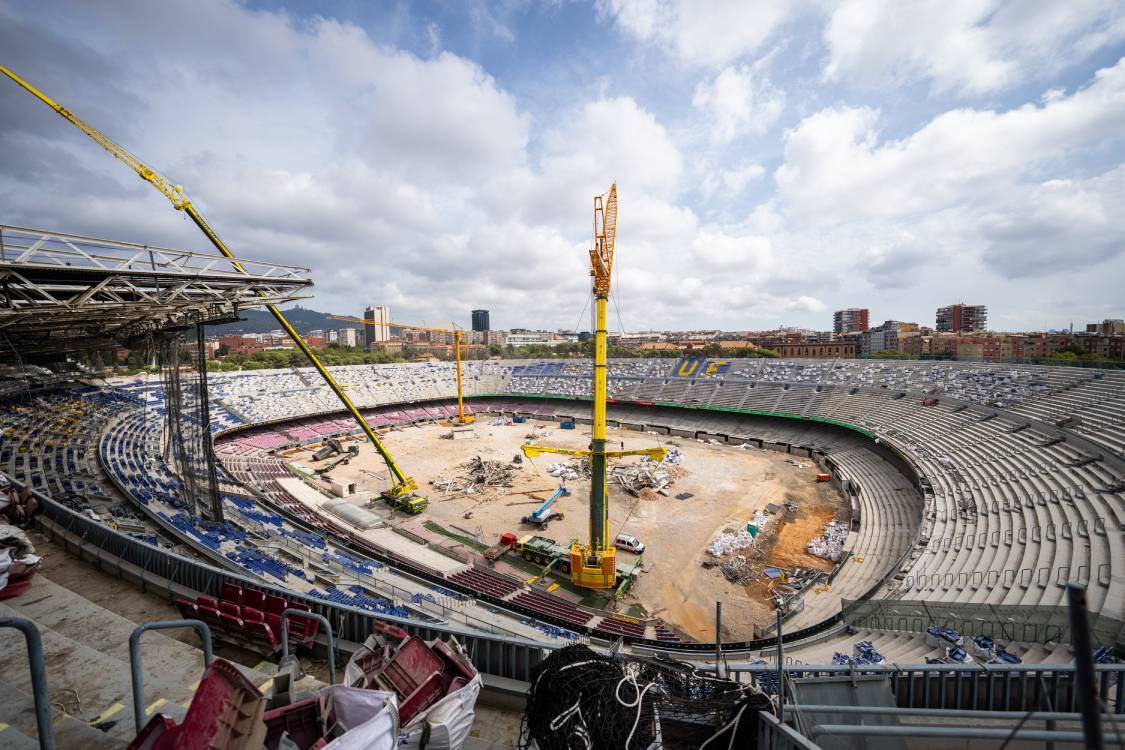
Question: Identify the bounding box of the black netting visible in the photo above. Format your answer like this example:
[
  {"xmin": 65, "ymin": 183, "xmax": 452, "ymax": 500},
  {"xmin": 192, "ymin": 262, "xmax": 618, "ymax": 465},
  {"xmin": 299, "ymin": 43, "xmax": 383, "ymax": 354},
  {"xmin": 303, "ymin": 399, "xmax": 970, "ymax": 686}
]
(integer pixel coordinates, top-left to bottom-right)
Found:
[
  {"xmin": 519, "ymin": 645, "xmax": 768, "ymax": 749},
  {"xmin": 154, "ymin": 328, "xmax": 220, "ymax": 519}
]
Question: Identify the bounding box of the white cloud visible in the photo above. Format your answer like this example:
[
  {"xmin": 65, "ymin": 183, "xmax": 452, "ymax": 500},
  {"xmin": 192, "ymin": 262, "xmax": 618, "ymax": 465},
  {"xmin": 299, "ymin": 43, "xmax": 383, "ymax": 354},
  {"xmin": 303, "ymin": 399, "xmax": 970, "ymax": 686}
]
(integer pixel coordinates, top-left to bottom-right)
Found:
[
  {"xmin": 693, "ymin": 64, "xmax": 784, "ymax": 143},
  {"xmin": 777, "ymin": 57, "xmax": 1125, "ymax": 222},
  {"xmin": 824, "ymin": 0, "xmax": 1125, "ymax": 95},
  {"xmin": 598, "ymin": 0, "xmax": 796, "ymax": 68}
]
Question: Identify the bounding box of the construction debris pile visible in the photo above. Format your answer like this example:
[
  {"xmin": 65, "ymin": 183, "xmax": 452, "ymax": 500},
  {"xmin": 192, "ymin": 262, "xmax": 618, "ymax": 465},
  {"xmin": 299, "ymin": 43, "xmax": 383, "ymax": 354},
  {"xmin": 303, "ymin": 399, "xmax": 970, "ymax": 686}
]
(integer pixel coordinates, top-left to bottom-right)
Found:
[
  {"xmin": 547, "ymin": 458, "xmax": 590, "ymax": 481},
  {"xmin": 432, "ymin": 456, "xmax": 520, "ymax": 496},
  {"xmin": 611, "ymin": 460, "xmax": 672, "ymax": 496},
  {"xmin": 806, "ymin": 519, "xmax": 849, "ymax": 561},
  {"xmin": 720, "ymin": 556, "xmax": 754, "ymax": 584},
  {"xmin": 708, "ymin": 528, "xmax": 755, "ymax": 557}
]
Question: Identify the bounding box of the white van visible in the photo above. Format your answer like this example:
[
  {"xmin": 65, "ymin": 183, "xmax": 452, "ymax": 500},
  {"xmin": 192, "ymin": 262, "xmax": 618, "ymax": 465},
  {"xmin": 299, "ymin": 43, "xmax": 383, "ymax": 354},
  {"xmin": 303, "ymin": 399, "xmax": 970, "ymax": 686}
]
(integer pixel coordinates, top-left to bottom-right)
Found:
[{"xmin": 614, "ymin": 533, "xmax": 645, "ymax": 554}]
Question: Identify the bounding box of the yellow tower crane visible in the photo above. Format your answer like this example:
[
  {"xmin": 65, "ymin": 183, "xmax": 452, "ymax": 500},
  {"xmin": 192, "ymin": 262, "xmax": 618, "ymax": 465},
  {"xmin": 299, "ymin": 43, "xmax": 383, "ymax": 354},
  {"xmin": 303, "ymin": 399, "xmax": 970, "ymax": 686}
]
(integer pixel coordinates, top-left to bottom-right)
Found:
[
  {"xmin": 521, "ymin": 184, "xmax": 665, "ymax": 589},
  {"xmin": 327, "ymin": 316, "xmax": 474, "ymax": 425},
  {"xmin": 0, "ymin": 65, "xmax": 423, "ymax": 504}
]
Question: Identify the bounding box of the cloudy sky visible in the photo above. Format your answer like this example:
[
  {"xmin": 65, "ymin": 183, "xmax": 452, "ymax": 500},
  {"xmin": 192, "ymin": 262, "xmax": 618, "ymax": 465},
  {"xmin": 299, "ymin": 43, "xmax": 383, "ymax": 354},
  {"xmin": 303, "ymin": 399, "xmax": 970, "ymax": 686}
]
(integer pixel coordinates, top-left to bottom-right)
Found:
[{"xmin": 2, "ymin": 1, "xmax": 1123, "ymax": 333}]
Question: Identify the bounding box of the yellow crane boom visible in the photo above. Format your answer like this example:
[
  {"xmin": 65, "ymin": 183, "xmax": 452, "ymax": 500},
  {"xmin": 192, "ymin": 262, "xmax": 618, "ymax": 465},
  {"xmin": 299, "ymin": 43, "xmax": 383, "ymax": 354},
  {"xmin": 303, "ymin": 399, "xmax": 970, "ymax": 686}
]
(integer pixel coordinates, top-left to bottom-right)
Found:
[
  {"xmin": 328, "ymin": 315, "xmax": 473, "ymax": 424},
  {"xmin": 0, "ymin": 64, "xmax": 421, "ymax": 499}
]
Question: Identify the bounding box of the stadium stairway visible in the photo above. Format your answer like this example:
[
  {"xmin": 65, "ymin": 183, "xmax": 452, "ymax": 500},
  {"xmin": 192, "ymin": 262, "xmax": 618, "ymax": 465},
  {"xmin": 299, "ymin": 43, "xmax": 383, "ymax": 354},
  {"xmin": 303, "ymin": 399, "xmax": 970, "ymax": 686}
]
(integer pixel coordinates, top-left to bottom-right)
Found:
[{"xmin": 0, "ymin": 565, "xmax": 319, "ymax": 748}]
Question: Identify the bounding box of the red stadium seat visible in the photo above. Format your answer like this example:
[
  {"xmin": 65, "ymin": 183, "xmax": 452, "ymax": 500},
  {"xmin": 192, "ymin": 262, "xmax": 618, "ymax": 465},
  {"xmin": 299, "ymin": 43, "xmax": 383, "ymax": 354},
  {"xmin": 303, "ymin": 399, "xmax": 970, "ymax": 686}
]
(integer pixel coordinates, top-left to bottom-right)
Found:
[
  {"xmin": 218, "ymin": 600, "xmax": 241, "ymax": 618},
  {"xmin": 175, "ymin": 598, "xmax": 199, "ymax": 620},
  {"xmin": 242, "ymin": 589, "xmax": 266, "ymax": 611},
  {"xmin": 220, "ymin": 582, "xmax": 243, "ymax": 605}
]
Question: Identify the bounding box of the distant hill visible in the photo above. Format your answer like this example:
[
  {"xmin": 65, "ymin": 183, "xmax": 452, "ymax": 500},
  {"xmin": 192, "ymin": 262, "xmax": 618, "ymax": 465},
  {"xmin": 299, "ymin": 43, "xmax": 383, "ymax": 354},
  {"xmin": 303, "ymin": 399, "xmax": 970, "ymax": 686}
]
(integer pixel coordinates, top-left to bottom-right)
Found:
[{"xmin": 207, "ymin": 306, "xmax": 354, "ymax": 335}]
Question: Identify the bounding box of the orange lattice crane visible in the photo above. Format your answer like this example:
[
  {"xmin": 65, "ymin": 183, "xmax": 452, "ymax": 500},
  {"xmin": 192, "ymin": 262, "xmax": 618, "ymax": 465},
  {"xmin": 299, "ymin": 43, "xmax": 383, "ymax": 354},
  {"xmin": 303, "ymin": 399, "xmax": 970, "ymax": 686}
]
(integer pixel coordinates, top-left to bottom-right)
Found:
[{"xmin": 328, "ymin": 316, "xmax": 474, "ymax": 425}]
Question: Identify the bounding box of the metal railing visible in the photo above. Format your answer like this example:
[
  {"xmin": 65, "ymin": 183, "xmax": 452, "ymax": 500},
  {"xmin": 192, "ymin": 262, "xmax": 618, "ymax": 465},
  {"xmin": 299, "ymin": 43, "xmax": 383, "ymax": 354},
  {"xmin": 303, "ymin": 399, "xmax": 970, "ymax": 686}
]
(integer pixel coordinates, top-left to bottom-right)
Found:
[
  {"xmin": 280, "ymin": 609, "xmax": 335, "ymax": 684},
  {"xmin": 726, "ymin": 662, "xmax": 1125, "ymax": 714},
  {"xmin": 0, "ymin": 617, "xmax": 53, "ymax": 750},
  {"xmin": 128, "ymin": 619, "xmax": 213, "ymax": 733}
]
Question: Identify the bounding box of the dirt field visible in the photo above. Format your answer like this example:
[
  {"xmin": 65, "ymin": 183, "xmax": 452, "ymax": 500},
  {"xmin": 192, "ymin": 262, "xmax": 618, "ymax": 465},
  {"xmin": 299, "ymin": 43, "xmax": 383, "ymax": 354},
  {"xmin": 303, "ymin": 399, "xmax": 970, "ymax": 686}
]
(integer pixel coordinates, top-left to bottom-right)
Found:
[{"xmin": 283, "ymin": 418, "xmax": 849, "ymax": 641}]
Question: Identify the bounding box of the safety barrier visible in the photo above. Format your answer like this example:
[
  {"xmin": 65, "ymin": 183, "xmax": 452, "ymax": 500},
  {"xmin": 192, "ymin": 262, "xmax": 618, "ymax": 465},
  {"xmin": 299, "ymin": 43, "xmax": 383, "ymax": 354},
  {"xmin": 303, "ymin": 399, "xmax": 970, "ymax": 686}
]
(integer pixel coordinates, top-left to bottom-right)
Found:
[
  {"xmin": 129, "ymin": 619, "xmax": 214, "ymax": 733},
  {"xmin": 280, "ymin": 609, "xmax": 336, "ymax": 684},
  {"xmin": 0, "ymin": 616, "xmax": 53, "ymax": 750},
  {"xmin": 727, "ymin": 662, "xmax": 1125, "ymax": 714},
  {"xmin": 840, "ymin": 597, "xmax": 1125, "ymax": 649}
]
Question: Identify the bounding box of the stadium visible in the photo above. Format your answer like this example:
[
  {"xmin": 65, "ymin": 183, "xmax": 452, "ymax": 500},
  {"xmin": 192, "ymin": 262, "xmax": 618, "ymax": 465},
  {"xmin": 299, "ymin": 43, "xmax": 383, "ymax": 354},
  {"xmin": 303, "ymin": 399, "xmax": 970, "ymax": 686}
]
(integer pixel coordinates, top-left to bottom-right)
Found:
[
  {"xmin": 1, "ymin": 10, "xmax": 1124, "ymax": 745},
  {"xmin": 0, "ymin": 222, "xmax": 1122, "ymax": 747}
]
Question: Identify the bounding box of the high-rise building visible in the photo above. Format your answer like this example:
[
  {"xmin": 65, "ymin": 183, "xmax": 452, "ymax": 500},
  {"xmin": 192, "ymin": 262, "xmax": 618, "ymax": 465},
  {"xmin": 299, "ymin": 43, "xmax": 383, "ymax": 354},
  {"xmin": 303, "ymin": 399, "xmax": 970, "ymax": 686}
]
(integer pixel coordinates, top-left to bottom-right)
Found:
[
  {"xmin": 339, "ymin": 328, "xmax": 357, "ymax": 347},
  {"xmin": 363, "ymin": 305, "xmax": 390, "ymax": 351},
  {"xmin": 936, "ymin": 304, "xmax": 987, "ymax": 333},
  {"xmin": 471, "ymin": 309, "xmax": 490, "ymax": 332},
  {"xmin": 833, "ymin": 308, "xmax": 869, "ymax": 336}
]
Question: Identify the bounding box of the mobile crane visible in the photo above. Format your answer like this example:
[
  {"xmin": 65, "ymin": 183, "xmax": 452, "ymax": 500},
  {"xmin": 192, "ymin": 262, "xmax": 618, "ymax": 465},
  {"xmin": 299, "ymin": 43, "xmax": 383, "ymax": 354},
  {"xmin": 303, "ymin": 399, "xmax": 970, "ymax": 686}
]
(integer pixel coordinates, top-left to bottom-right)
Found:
[
  {"xmin": 0, "ymin": 65, "xmax": 426, "ymax": 507},
  {"xmin": 521, "ymin": 184, "xmax": 666, "ymax": 589},
  {"xmin": 328, "ymin": 316, "xmax": 474, "ymax": 425}
]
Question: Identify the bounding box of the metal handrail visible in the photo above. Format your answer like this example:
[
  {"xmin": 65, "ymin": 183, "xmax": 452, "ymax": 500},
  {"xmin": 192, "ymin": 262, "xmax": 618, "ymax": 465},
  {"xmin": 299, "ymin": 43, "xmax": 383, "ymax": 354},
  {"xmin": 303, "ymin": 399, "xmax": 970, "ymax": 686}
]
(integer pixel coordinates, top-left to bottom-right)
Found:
[
  {"xmin": 128, "ymin": 619, "xmax": 213, "ymax": 733},
  {"xmin": 0, "ymin": 617, "xmax": 53, "ymax": 750},
  {"xmin": 280, "ymin": 608, "xmax": 336, "ymax": 685}
]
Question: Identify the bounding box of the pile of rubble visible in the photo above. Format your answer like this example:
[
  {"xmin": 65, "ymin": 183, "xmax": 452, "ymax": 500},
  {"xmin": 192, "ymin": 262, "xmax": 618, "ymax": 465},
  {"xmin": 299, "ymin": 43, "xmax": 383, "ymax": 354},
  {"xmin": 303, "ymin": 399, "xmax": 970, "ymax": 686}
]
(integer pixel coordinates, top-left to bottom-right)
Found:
[
  {"xmin": 806, "ymin": 519, "xmax": 849, "ymax": 561},
  {"xmin": 432, "ymin": 456, "xmax": 520, "ymax": 496},
  {"xmin": 610, "ymin": 460, "xmax": 674, "ymax": 496},
  {"xmin": 720, "ymin": 555, "xmax": 753, "ymax": 584},
  {"xmin": 708, "ymin": 528, "xmax": 756, "ymax": 557},
  {"xmin": 547, "ymin": 458, "xmax": 589, "ymax": 481}
]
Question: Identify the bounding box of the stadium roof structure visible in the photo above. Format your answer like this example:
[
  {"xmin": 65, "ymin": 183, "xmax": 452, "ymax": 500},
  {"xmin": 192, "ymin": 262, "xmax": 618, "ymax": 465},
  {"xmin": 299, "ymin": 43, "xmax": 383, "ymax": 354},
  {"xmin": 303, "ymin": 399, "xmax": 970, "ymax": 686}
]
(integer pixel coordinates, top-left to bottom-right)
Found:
[{"xmin": 0, "ymin": 224, "xmax": 313, "ymax": 357}]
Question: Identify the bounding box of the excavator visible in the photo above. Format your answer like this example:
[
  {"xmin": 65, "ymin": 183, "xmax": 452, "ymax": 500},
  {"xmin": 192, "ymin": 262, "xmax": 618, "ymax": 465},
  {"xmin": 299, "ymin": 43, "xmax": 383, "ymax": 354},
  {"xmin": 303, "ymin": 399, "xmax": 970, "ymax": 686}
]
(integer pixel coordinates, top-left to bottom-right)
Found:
[
  {"xmin": 521, "ymin": 184, "xmax": 666, "ymax": 589},
  {"xmin": 0, "ymin": 65, "xmax": 427, "ymax": 509},
  {"xmin": 327, "ymin": 316, "xmax": 475, "ymax": 425}
]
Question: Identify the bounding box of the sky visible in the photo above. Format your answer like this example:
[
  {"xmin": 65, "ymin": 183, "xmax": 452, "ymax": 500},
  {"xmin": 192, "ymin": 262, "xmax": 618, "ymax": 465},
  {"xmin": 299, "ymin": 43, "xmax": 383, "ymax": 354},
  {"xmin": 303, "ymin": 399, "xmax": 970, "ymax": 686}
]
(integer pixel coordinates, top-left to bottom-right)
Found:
[{"xmin": 1, "ymin": 1, "xmax": 1124, "ymax": 334}]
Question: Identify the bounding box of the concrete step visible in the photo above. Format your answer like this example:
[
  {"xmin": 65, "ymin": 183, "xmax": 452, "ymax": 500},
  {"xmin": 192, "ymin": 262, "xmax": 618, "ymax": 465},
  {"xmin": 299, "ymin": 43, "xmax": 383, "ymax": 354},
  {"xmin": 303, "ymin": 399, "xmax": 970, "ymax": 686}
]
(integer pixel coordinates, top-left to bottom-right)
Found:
[
  {"xmin": 0, "ymin": 575, "xmax": 319, "ymax": 746},
  {"xmin": 0, "ymin": 719, "xmax": 43, "ymax": 750},
  {"xmin": 0, "ymin": 686, "xmax": 118, "ymax": 750}
]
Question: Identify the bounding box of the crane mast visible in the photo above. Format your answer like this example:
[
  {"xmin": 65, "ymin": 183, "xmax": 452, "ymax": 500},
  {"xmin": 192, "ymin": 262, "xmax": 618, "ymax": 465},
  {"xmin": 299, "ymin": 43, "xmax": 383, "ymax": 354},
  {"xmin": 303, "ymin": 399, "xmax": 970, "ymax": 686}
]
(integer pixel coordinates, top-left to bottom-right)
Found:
[
  {"xmin": 0, "ymin": 65, "xmax": 421, "ymax": 500},
  {"xmin": 522, "ymin": 184, "xmax": 664, "ymax": 589}
]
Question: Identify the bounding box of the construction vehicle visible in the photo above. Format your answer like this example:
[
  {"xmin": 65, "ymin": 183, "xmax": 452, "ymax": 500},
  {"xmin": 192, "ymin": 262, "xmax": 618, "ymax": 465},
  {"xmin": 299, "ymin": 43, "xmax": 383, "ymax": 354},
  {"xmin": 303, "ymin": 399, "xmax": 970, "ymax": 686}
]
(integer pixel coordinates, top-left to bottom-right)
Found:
[
  {"xmin": 512, "ymin": 535, "xmax": 574, "ymax": 574},
  {"xmin": 328, "ymin": 315, "xmax": 474, "ymax": 425},
  {"xmin": 484, "ymin": 531, "xmax": 518, "ymax": 561},
  {"xmin": 0, "ymin": 66, "xmax": 427, "ymax": 514},
  {"xmin": 521, "ymin": 184, "xmax": 665, "ymax": 589},
  {"xmin": 521, "ymin": 486, "xmax": 569, "ymax": 528},
  {"xmin": 384, "ymin": 494, "xmax": 429, "ymax": 515}
]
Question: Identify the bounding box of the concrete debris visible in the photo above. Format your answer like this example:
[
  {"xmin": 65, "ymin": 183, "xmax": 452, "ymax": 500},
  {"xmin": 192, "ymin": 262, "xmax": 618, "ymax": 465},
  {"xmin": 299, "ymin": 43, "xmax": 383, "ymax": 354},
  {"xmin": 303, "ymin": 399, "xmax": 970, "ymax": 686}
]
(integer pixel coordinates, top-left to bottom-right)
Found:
[
  {"xmin": 675, "ymin": 492, "xmax": 694, "ymax": 500},
  {"xmin": 611, "ymin": 460, "xmax": 674, "ymax": 496},
  {"xmin": 806, "ymin": 519, "xmax": 849, "ymax": 561},
  {"xmin": 464, "ymin": 456, "xmax": 518, "ymax": 486},
  {"xmin": 787, "ymin": 458, "xmax": 812, "ymax": 469},
  {"xmin": 547, "ymin": 459, "xmax": 589, "ymax": 481},
  {"xmin": 720, "ymin": 555, "xmax": 753, "ymax": 584},
  {"xmin": 433, "ymin": 455, "xmax": 520, "ymax": 496}
]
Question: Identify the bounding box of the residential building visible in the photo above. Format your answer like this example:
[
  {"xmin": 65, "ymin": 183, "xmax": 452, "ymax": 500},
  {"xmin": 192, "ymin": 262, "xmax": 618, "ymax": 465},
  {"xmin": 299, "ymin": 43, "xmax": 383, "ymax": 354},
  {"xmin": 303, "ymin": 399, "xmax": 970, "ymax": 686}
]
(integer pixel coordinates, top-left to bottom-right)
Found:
[
  {"xmin": 936, "ymin": 304, "xmax": 987, "ymax": 333},
  {"xmin": 339, "ymin": 328, "xmax": 358, "ymax": 347},
  {"xmin": 364, "ymin": 305, "xmax": 390, "ymax": 350},
  {"xmin": 471, "ymin": 309, "xmax": 490, "ymax": 332},
  {"xmin": 833, "ymin": 308, "xmax": 869, "ymax": 336}
]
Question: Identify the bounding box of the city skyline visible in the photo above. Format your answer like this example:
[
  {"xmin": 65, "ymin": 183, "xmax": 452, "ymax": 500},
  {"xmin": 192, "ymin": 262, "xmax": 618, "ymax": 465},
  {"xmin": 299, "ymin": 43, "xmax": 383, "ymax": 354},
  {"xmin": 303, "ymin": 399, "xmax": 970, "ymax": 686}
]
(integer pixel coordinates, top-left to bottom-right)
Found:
[{"xmin": 2, "ymin": 2, "xmax": 1123, "ymax": 331}]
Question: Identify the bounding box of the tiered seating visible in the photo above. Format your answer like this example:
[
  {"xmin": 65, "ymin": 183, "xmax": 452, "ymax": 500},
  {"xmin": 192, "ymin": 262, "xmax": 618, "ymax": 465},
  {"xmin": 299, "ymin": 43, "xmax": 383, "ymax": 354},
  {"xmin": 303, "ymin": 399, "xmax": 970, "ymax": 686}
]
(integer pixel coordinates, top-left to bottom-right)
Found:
[
  {"xmin": 510, "ymin": 590, "xmax": 593, "ymax": 628},
  {"xmin": 175, "ymin": 584, "xmax": 318, "ymax": 653},
  {"xmin": 448, "ymin": 567, "xmax": 521, "ymax": 599},
  {"xmin": 594, "ymin": 616, "xmax": 645, "ymax": 639}
]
